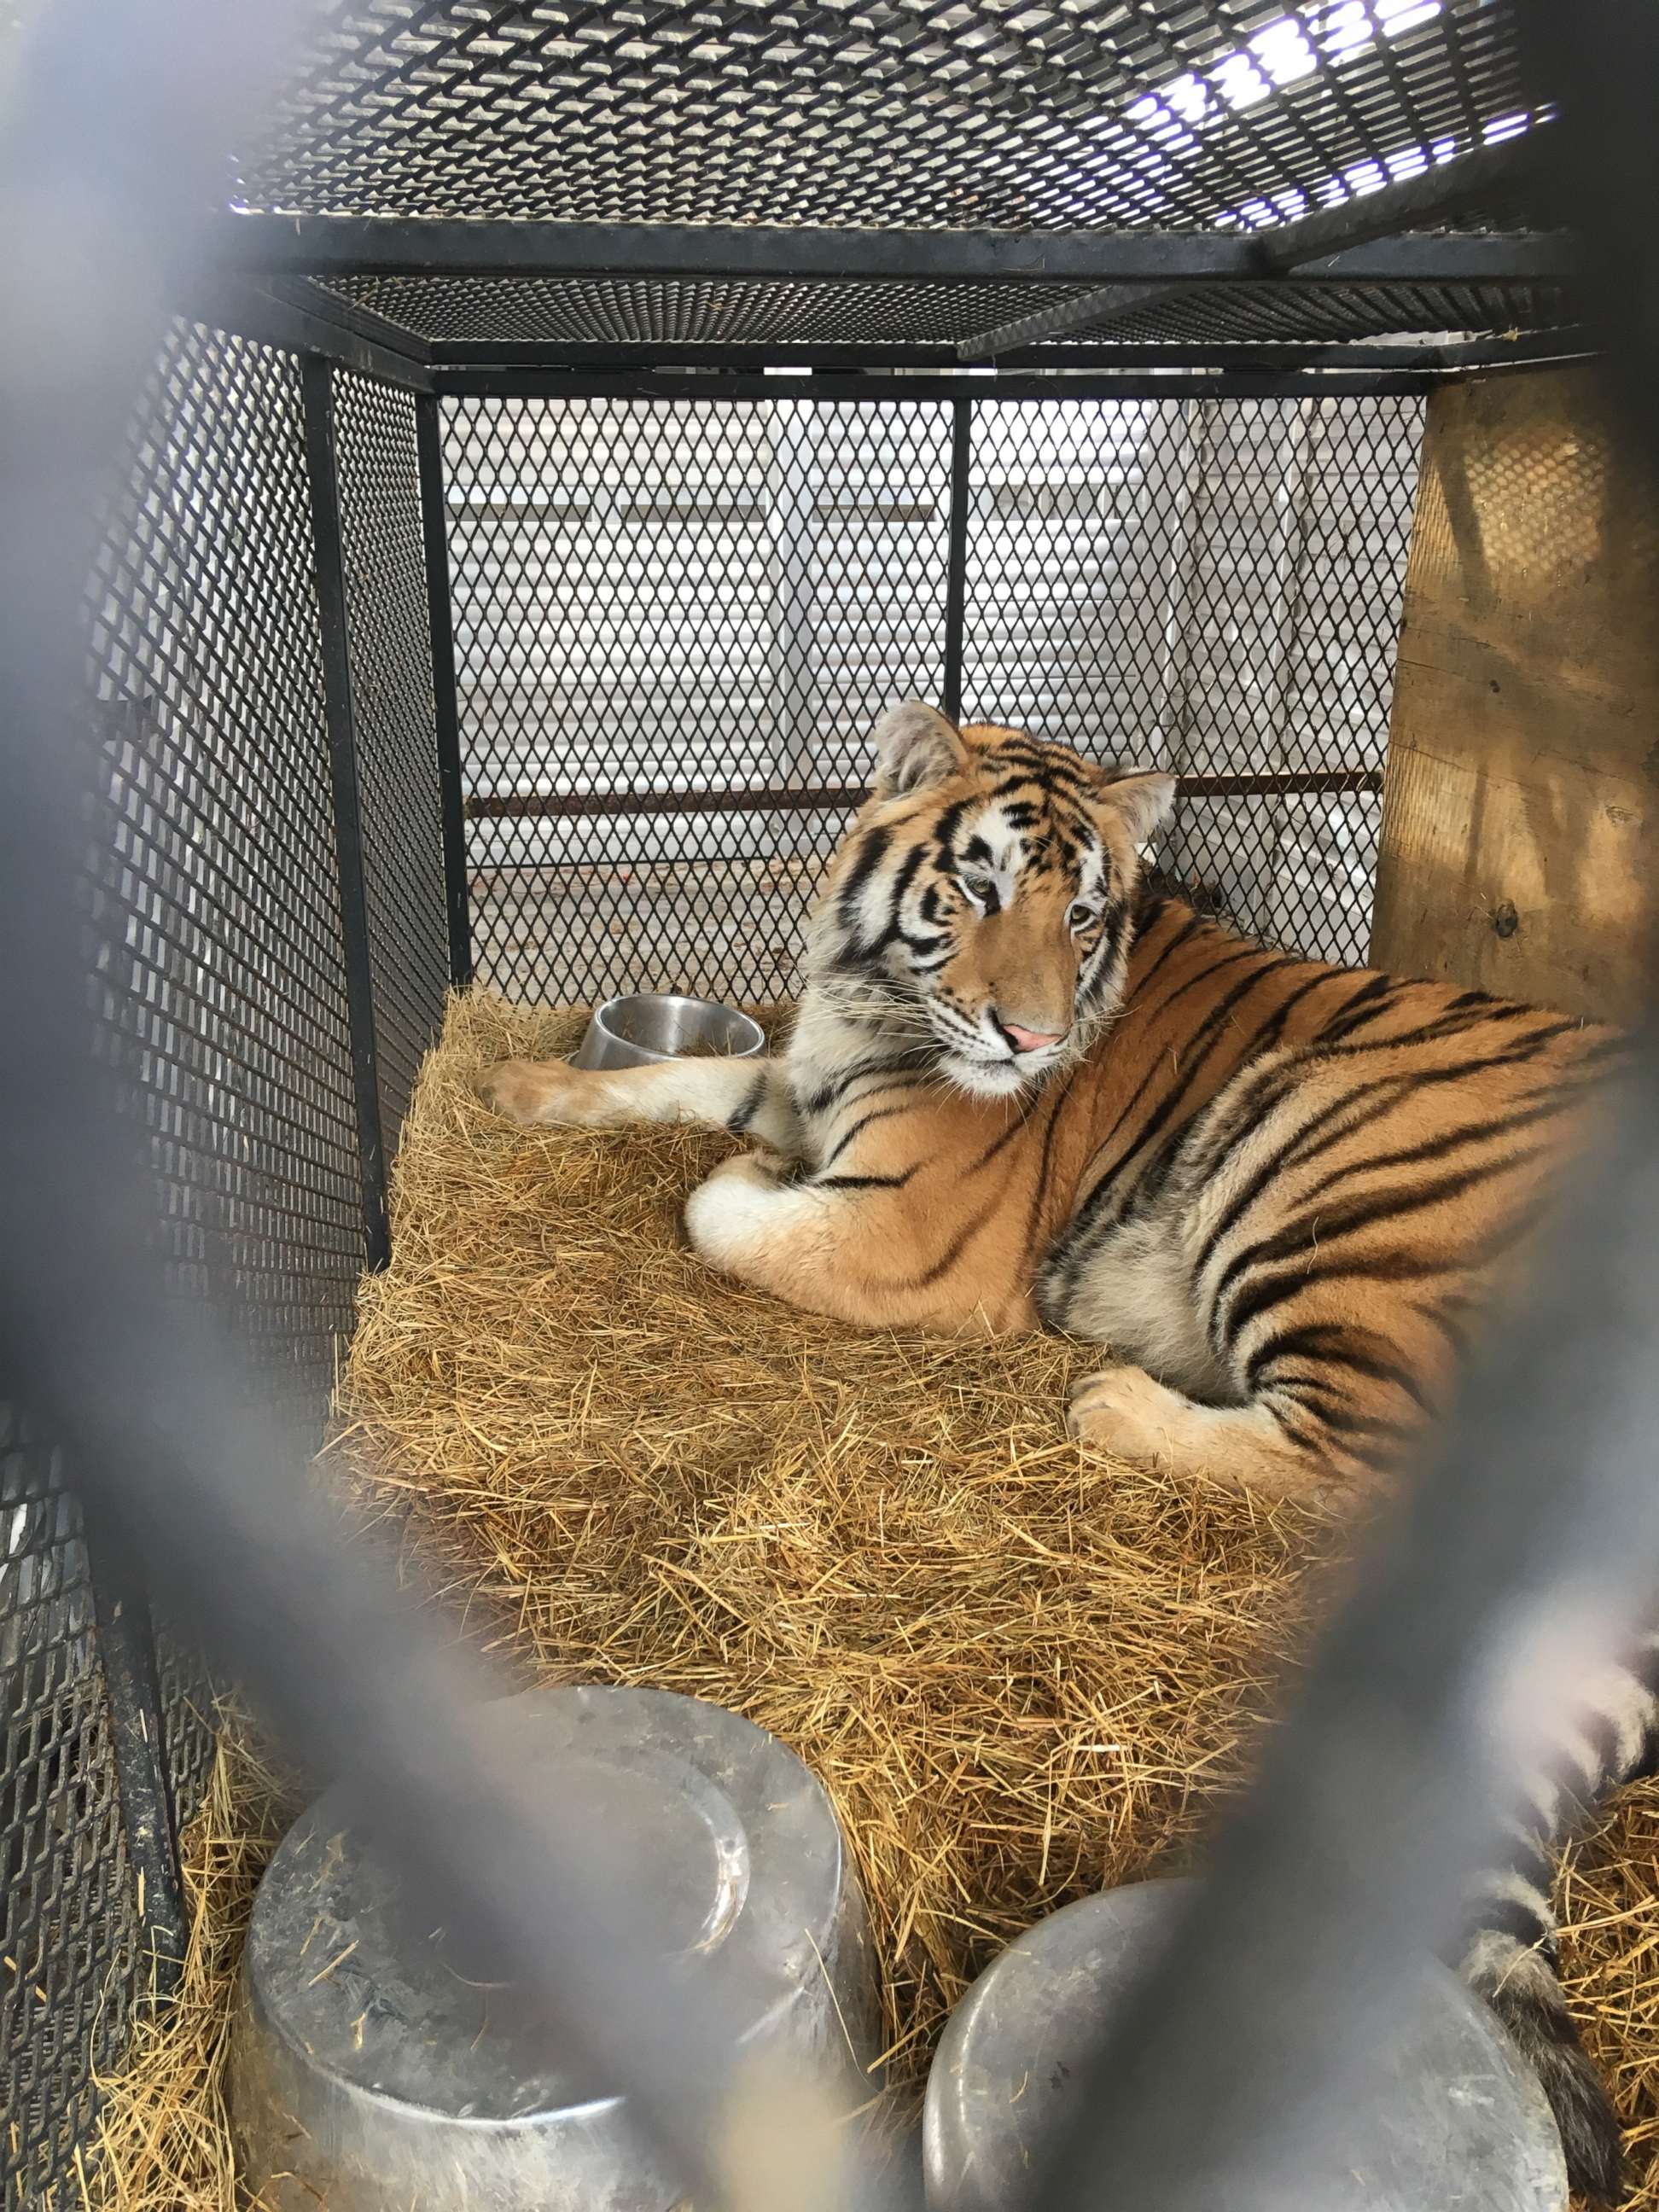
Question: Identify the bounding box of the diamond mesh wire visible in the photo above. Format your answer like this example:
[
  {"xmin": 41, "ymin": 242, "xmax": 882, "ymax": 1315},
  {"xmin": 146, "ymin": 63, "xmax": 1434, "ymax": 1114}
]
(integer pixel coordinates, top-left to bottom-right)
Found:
[
  {"xmin": 317, "ymin": 272, "xmax": 1570, "ymax": 350},
  {"xmin": 2, "ymin": 322, "xmax": 370, "ymax": 2209},
  {"xmin": 963, "ymin": 393, "xmax": 1423, "ymax": 963},
  {"xmin": 0, "ymin": 1406, "xmax": 138, "ymax": 2212},
  {"xmin": 444, "ymin": 395, "xmax": 951, "ymax": 1000},
  {"xmin": 323, "ymin": 276, "xmax": 1120, "ymax": 349},
  {"xmin": 84, "ymin": 324, "xmax": 365, "ymax": 1414},
  {"xmin": 445, "ymin": 391, "xmax": 1421, "ymax": 1005},
  {"xmin": 332, "ymin": 370, "xmax": 451, "ymax": 1144},
  {"xmin": 241, "ymin": 1, "xmax": 1528, "ymax": 237}
]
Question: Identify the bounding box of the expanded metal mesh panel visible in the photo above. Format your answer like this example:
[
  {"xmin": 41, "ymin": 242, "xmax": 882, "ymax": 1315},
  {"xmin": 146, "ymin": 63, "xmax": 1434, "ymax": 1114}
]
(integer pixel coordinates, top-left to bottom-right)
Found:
[
  {"xmin": 154, "ymin": 1622, "xmax": 218, "ymax": 1834},
  {"xmin": 0, "ymin": 1406, "xmax": 137, "ymax": 2212},
  {"xmin": 242, "ymin": 1, "xmax": 1528, "ymax": 236},
  {"xmin": 322, "ymin": 272, "xmax": 1569, "ymax": 351},
  {"xmin": 1083, "ymin": 277, "xmax": 1572, "ymax": 344},
  {"xmin": 445, "ymin": 395, "xmax": 951, "ymax": 1000},
  {"xmin": 332, "ymin": 370, "xmax": 451, "ymax": 1141},
  {"xmin": 963, "ymin": 394, "xmax": 1422, "ymax": 963},
  {"xmin": 447, "ymin": 391, "xmax": 1420, "ymax": 1004},
  {"xmin": 84, "ymin": 323, "xmax": 364, "ymax": 1416},
  {"xmin": 323, "ymin": 276, "xmax": 1115, "ymax": 349},
  {"xmin": 1, "ymin": 323, "xmax": 372, "ymax": 2208}
]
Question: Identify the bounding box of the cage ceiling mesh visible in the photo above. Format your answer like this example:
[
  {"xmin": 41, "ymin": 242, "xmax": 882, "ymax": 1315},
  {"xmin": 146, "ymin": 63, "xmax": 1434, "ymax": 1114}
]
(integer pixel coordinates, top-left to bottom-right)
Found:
[
  {"xmin": 238, "ymin": 1, "xmax": 1531, "ymax": 235},
  {"xmin": 316, "ymin": 270, "xmax": 1572, "ymax": 346}
]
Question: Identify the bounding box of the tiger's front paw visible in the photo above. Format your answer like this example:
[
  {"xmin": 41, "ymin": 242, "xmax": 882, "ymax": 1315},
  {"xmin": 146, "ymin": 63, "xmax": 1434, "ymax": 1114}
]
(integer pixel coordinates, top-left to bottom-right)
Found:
[
  {"xmin": 480, "ymin": 1057, "xmax": 598, "ymax": 1127},
  {"xmin": 1066, "ymin": 1365, "xmax": 1179, "ymax": 1467}
]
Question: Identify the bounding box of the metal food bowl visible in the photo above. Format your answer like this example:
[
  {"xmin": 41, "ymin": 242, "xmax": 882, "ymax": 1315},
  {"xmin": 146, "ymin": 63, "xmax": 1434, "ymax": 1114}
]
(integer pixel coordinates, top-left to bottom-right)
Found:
[
  {"xmin": 573, "ymin": 992, "xmax": 765, "ymax": 1072},
  {"xmin": 922, "ymin": 1879, "xmax": 1567, "ymax": 2212},
  {"xmin": 230, "ymin": 1685, "xmax": 877, "ymax": 2212}
]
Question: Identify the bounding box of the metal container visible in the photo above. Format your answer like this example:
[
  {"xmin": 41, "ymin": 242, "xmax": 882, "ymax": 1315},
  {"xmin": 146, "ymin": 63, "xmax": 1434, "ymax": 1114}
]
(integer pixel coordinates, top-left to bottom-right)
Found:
[
  {"xmin": 922, "ymin": 1879, "xmax": 1567, "ymax": 2212},
  {"xmin": 230, "ymin": 1685, "xmax": 877, "ymax": 2212},
  {"xmin": 572, "ymin": 992, "xmax": 765, "ymax": 1071}
]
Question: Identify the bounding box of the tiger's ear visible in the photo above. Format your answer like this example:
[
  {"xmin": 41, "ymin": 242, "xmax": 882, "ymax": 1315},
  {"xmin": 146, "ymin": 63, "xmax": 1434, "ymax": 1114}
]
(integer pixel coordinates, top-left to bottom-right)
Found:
[
  {"xmin": 870, "ymin": 701, "xmax": 967, "ymax": 795},
  {"xmin": 1093, "ymin": 764, "xmax": 1176, "ymax": 845}
]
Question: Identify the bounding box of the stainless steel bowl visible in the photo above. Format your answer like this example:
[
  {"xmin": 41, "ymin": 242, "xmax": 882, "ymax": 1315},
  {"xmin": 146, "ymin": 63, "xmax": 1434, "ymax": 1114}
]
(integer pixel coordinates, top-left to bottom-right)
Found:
[
  {"xmin": 573, "ymin": 992, "xmax": 765, "ymax": 1071},
  {"xmin": 923, "ymin": 1878, "xmax": 1566, "ymax": 2212},
  {"xmin": 230, "ymin": 1685, "xmax": 878, "ymax": 2212}
]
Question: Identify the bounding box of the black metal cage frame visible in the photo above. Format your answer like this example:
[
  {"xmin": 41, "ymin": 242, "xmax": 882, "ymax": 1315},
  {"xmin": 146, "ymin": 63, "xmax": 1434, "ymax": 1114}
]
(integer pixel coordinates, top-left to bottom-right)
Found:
[{"xmin": 0, "ymin": 2, "xmax": 1639, "ymax": 2203}]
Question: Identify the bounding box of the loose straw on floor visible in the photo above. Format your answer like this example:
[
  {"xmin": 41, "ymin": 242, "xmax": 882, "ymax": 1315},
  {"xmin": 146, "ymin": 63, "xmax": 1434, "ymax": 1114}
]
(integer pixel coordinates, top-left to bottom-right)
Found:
[{"xmin": 95, "ymin": 991, "xmax": 1659, "ymax": 2210}]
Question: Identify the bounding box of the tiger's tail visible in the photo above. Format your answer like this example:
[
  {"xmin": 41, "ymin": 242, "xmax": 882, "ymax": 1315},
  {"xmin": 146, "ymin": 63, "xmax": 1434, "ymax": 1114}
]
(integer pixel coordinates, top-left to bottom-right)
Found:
[
  {"xmin": 1458, "ymin": 1635, "xmax": 1659, "ymax": 2206},
  {"xmin": 1462, "ymin": 1913, "xmax": 1625, "ymax": 2203}
]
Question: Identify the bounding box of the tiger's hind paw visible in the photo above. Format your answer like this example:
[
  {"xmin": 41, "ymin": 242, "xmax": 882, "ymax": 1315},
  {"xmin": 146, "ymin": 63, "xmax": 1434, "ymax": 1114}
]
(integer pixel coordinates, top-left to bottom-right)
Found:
[
  {"xmin": 1067, "ymin": 1366, "xmax": 1331, "ymax": 1500},
  {"xmin": 1066, "ymin": 1365, "xmax": 1179, "ymax": 1465}
]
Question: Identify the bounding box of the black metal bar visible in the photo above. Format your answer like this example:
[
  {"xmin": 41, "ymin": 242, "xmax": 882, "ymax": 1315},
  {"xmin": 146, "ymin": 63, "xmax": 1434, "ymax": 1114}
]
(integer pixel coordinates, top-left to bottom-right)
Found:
[
  {"xmin": 434, "ymin": 368, "xmax": 1451, "ymax": 403},
  {"xmin": 941, "ymin": 399, "xmax": 972, "ymax": 724},
  {"xmin": 215, "ymin": 212, "xmax": 1572, "ymax": 288},
  {"xmin": 180, "ymin": 276, "xmax": 434, "ymax": 389},
  {"xmin": 427, "ymin": 333, "xmax": 1598, "ymax": 375},
  {"xmin": 301, "ymin": 354, "xmax": 390, "ymax": 1273},
  {"xmin": 201, "ymin": 218, "xmax": 1287, "ymax": 282},
  {"xmin": 963, "ymin": 247, "xmax": 1567, "ymax": 358},
  {"xmin": 416, "ymin": 391, "xmax": 473, "ymax": 988},
  {"xmin": 1179, "ymin": 770, "xmax": 1384, "ymax": 800},
  {"xmin": 84, "ymin": 1516, "xmax": 189, "ymax": 1996},
  {"xmin": 272, "ymin": 277, "xmax": 437, "ymax": 367},
  {"xmin": 469, "ymin": 784, "xmax": 870, "ymax": 821},
  {"xmin": 962, "ymin": 134, "xmax": 1569, "ymax": 358},
  {"xmin": 464, "ymin": 769, "xmax": 1382, "ymax": 822},
  {"xmin": 1252, "ymin": 130, "xmax": 1554, "ymax": 270},
  {"xmin": 1287, "ymin": 231, "xmax": 1570, "ymax": 282}
]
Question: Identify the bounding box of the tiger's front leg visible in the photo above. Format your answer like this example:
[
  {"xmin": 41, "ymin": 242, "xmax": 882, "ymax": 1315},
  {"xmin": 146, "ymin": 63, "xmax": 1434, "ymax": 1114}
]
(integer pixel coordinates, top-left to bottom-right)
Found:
[
  {"xmin": 683, "ymin": 1154, "xmax": 881, "ymax": 1324},
  {"xmin": 482, "ymin": 1053, "xmax": 799, "ymax": 1152}
]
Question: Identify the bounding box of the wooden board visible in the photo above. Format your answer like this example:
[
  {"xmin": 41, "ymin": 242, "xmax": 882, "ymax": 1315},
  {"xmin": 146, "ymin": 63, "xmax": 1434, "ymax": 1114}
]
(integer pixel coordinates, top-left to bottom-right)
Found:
[{"xmin": 1370, "ymin": 364, "xmax": 1658, "ymax": 1022}]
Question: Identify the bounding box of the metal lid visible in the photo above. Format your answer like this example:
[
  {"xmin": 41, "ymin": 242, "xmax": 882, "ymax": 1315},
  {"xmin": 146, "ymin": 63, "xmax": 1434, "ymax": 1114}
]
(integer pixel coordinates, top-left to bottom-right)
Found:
[
  {"xmin": 923, "ymin": 1880, "xmax": 1567, "ymax": 2212},
  {"xmin": 232, "ymin": 1686, "xmax": 876, "ymax": 2210}
]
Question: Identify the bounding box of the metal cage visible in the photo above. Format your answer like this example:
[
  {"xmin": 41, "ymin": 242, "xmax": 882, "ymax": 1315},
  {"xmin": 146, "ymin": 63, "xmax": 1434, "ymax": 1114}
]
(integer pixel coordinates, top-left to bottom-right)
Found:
[{"xmin": 0, "ymin": 2, "xmax": 1624, "ymax": 2202}]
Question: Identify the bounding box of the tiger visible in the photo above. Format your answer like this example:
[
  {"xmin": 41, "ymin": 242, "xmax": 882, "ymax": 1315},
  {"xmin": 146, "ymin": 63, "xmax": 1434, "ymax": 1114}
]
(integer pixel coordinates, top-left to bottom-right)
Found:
[
  {"xmin": 482, "ymin": 701, "xmax": 1633, "ymax": 2197},
  {"xmin": 483, "ymin": 701, "xmax": 1616, "ymax": 1499}
]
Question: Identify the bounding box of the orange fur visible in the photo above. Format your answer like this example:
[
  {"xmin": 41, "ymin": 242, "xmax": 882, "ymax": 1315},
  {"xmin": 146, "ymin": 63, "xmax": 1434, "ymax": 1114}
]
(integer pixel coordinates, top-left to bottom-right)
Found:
[{"xmin": 486, "ymin": 710, "xmax": 1616, "ymax": 1499}]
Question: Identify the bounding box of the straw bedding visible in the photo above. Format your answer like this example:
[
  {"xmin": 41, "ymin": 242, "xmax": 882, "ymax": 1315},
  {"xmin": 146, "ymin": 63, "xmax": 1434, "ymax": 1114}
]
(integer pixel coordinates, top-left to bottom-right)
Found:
[{"xmin": 97, "ymin": 990, "xmax": 1659, "ymax": 2209}]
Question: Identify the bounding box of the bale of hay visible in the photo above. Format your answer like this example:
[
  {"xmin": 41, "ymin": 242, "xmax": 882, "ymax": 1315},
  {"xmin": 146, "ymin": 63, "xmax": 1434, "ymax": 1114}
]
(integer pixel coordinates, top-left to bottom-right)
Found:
[{"xmin": 96, "ymin": 988, "xmax": 1659, "ymax": 2209}]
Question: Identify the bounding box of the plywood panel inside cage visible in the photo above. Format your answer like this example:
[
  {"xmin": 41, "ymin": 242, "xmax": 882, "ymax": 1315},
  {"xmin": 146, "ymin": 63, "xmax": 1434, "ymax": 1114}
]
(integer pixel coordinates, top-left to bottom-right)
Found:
[{"xmin": 1372, "ymin": 366, "xmax": 1659, "ymax": 1022}]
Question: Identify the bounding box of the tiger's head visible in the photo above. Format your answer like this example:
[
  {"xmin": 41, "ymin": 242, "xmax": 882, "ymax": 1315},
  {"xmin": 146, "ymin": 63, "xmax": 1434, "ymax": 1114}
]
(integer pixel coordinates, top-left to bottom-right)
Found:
[{"xmin": 804, "ymin": 701, "xmax": 1176, "ymax": 1099}]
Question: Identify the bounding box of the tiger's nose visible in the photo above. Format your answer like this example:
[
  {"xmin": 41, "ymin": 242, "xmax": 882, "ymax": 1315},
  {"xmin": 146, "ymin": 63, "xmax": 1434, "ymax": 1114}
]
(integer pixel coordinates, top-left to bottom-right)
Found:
[{"xmin": 999, "ymin": 1017, "xmax": 1067, "ymax": 1055}]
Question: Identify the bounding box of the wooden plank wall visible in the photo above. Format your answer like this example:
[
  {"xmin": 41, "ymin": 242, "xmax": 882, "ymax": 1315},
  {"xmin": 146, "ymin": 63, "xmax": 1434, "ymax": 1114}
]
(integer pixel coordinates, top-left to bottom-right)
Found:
[{"xmin": 1371, "ymin": 365, "xmax": 1659, "ymax": 1022}]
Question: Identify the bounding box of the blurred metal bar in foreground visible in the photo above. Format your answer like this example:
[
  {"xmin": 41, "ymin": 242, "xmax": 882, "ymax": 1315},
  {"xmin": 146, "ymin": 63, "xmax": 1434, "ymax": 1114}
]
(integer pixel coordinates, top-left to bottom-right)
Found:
[
  {"xmin": 1031, "ymin": 14, "xmax": 1659, "ymax": 2205},
  {"xmin": 0, "ymin": 13, "xmax": 904, "ymax": 2210}
]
